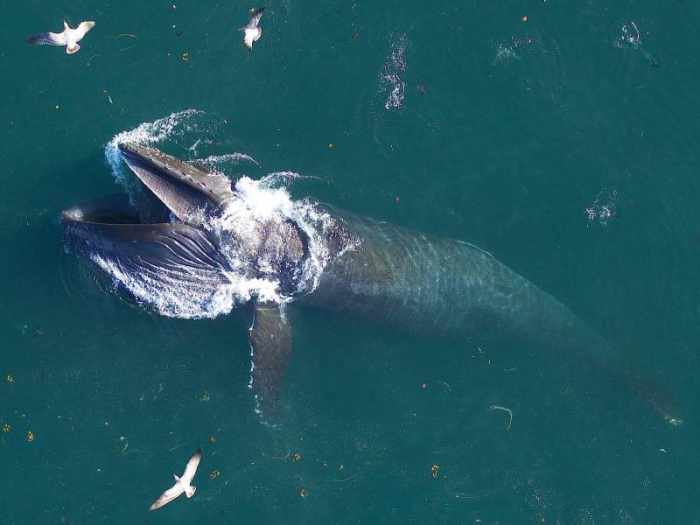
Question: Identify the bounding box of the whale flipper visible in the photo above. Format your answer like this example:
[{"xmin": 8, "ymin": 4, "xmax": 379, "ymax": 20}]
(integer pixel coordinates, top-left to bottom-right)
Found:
[{"xmin": 248, "ymin": 302, "xmax": 292, "ymax": 419}]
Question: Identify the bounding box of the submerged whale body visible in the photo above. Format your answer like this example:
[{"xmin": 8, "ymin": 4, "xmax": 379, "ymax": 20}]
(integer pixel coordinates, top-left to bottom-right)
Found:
[{"xmin": 61, "ymin": 143, "xmax": 682, "ymax": 425}]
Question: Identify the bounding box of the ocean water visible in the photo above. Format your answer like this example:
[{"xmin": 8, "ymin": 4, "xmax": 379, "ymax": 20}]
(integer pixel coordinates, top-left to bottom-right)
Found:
[{"xmin": 2, "ymin": 1, "xmax": 700, "ymax": 523}]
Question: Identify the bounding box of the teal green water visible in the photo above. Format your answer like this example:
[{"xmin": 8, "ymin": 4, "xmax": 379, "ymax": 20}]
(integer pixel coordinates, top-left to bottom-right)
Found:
[{"xmin": 2, "ymin": 1, "xmax": 700, "ymax": 523}]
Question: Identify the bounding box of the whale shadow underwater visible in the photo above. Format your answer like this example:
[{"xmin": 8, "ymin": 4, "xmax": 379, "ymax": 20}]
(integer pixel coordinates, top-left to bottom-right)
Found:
[{"xmin": 60, "ymin": 143, "xmax": 682, "ymax": 426}]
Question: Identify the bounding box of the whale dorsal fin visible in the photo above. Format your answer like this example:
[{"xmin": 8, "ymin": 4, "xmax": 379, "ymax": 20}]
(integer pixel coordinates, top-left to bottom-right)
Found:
[{"xmin": 248, "ymin": 302, "xmax": 292, "ymax": 421}]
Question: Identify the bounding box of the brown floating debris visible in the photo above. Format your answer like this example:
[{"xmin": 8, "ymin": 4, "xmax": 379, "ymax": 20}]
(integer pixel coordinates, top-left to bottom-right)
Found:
[
  {"xmin": 292, "ymin": 453, "xmax": 301, "ymax": 462},
  {"xmin": 431, "ymin": 464, "xmax": 440, "ymax": 478},
  {"xmin": 2, "ymin": 424, "xmax": 10, "ymax": 433},
  {"xmin": 182, "ymin": 52, "xmax": 189, "ymax": 61},
  {"xmin": 27, "ymin": 430, "xmax": 35, "ymax": 442},
  {"xmin": 299, "ymin": 489, "xmax": 308, "ymax": 499}
]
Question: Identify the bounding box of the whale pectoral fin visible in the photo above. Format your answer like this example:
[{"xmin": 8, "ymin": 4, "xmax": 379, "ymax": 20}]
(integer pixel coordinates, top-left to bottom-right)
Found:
[{"xmin": 248, "ymin": 302, "xmax": 292, "ymax": 420}]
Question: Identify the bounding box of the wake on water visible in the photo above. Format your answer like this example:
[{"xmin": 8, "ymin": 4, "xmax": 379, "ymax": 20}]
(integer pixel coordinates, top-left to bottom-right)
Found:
[{"xmin": 98, "ymin": 110, "xmax": 338, "ymax": 319}]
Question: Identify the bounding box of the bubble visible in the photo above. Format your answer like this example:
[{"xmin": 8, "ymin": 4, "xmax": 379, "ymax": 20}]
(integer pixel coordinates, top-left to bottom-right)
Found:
[
  {"xmin": 379, "ymin": 33, "xmax": 408, "ymax": 111},
  {"xmin": 584, "ymin": 188, "xmax": 618, "ymax": 227}
]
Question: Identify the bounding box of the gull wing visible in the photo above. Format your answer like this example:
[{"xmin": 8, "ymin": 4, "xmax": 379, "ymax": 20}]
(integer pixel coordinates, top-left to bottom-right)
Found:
[
  {"xmin": 246, "ymin": 7, "xmax": 265, "ymax": 28},
  {"xmin": 75, "ymin": 21, "xmax": 96, "ymax": 39},
  {"xmin": 27, "ymin": 31, "xmax": 66, "ymax": 46},
  {"xmin": 181, "ymin": 449, "xmax": 202, "ymax": 484},
  {"xmin": 149, "ymin": 484, "xmax": 184, "ymax": 511},
  {"xmin": 244, "ymin": 28, "xmax": 261, "ymax": 50}
]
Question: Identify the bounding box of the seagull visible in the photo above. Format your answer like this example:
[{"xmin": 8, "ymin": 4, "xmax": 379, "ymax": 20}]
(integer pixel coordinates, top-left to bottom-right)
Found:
[
  {"xmin": 27, "ymin": 21, "xmax": 96, "ymax": 54},
  {"xmin": 241, "ymin": 7, "xmax": 265, "ymax": 50},
  {"xmin": 149, "ymin": 449, "xmax": 202, "ymax": 511}
]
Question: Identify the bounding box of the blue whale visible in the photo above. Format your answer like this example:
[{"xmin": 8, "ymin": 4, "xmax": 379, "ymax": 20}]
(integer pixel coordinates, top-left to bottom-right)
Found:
[{"xmin": 60, "ymin": 143, "xmax": 682, "ymax": 425}]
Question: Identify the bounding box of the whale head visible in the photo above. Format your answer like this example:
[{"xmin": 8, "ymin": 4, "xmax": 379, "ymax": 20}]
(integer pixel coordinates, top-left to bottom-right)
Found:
[{"xmin": 61, "ymin": 143, "xmax": 307, "ymax": 317}]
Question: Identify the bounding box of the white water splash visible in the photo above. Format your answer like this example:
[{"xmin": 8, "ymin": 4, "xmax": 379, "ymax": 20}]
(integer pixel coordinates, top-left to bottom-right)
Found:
[
  {"xmin": 208, "ymin": 176, "xmax": 335, "ymax": 298},
  {"xmin": 493, "ymin": 43, "xmax": 520, "ymax": 64},
  {"xmin": 260, "ymin": 171, "xmax": 319, "ymax": 188},
  {"xmin": 380, "ymin": 33, "xmax": 408, "ymax": 110},
  {"xmin": 614, "ymin": 22, "xmax": 657, "ymax": 65},
  {"xmin": 616, "ymin": 22, "xmax": 642, "ymax": 48},
  {"xmin": 585, "ymin": 188, "xmax": 618, "ymax": 226},
  {"xmin": 105, "ymin": 109, "xmax": 208, "ymax": 185},
  {"xmin": 194, "ymin": 153, "xmax": 260, "ymax": 170}
]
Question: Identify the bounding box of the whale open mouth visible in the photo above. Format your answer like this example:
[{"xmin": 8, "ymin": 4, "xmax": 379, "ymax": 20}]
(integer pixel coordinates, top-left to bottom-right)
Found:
[
  {"xmin": 61, "ymin": 143, "xmax": 311, "ymax": 317},
  {"xmin": 61, "ymin": 143, "xmax": 236, "ymax": 275},
  {"xmin": 60, "ymin": 144, "xmax": 244, "ymax": 316}
]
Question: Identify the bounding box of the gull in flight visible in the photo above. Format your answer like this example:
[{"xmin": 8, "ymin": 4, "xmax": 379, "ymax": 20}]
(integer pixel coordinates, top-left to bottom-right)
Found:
[
  {"xmin": 27, "ymin": 21, "xmax": 96, "ymax": 54},
  {"xmin": 241, "ymin": 7, "xmax": 265, "ymax": 50},
  {"xmin": 149, "ymin": 449, "xmax": 202, "ymax": 511}
]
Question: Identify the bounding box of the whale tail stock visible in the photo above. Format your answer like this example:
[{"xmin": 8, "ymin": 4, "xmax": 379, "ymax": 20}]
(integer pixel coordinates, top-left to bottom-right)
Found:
[
  {"xmin": 605, "ymin": 360, "xmax": 683, "ymax": 425},
  {"xmin": 543, "ymin": 321, "xmax": 682, "ymax": 425},
  {"xmin": 565, "ymin": 327, "xmax": 683, "ymax": 425}
]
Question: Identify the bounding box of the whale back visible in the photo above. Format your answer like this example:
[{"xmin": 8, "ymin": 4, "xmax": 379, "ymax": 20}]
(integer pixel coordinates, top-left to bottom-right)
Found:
[{"xmin": 301, "ymin": 208, "xmax": 589, "ymax": 346}]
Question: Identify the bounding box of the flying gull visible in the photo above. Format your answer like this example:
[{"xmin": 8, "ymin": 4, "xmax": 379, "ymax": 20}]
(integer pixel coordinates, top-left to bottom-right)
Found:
[
  {"xmin": 241, "ymin": 7, "xmax": 265, "ymax": 50},
  {"xmin": 149, "ymin": 448, "xmax": 202, "ymax": 511},
  {"xmin": 27, "ymin": 21, "xmax": 95, "ymax": 54}
]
